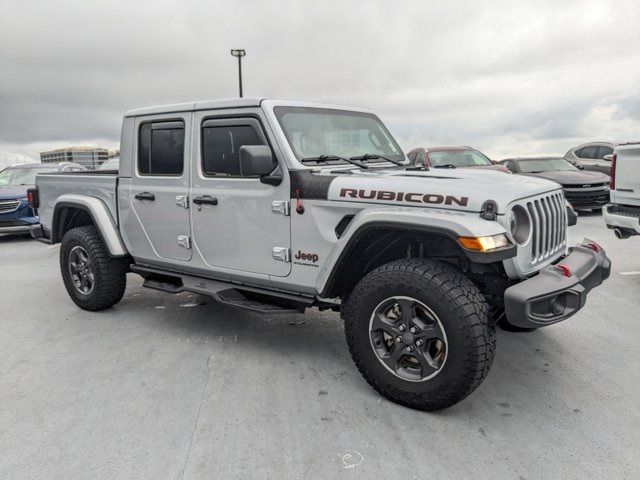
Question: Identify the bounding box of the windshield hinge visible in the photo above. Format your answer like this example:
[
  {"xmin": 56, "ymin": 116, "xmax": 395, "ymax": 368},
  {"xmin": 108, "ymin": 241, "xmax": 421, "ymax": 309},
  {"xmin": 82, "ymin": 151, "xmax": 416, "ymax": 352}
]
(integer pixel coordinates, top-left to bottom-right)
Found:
[{"xmin": 480, "ymin": 199, "xmax": 498, "ymax": 221}]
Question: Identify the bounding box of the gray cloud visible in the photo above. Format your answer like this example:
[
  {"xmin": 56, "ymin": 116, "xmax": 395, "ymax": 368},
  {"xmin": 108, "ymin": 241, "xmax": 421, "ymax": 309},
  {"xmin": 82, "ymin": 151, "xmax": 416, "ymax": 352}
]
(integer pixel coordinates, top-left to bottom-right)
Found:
[{"xmin": 1, "ymin": 0, "xmax": 639, "ymax": 162}]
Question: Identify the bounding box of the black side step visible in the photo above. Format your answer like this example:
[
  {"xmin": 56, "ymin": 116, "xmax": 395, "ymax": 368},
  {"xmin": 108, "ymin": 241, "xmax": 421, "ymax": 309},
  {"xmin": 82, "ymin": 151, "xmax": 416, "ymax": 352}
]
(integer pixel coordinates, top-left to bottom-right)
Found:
[
  {"xmin": 130, "ymin": 264, "xmax": 313, "ymax": 314},
  {"xmin": 217, "ymin": 288, "xmax": 306, "ymax": 314},
  {"xmin": 143, "ymin": 278, "xmax": 184, "ymax": 293}
]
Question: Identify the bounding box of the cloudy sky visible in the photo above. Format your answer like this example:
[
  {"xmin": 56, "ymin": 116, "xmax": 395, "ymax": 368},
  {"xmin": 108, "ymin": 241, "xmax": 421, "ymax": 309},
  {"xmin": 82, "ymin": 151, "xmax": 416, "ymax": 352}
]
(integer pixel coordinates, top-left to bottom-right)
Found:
[{"xmin": 1, "ymin": 0, "xmax": 639, "ymax": 166}]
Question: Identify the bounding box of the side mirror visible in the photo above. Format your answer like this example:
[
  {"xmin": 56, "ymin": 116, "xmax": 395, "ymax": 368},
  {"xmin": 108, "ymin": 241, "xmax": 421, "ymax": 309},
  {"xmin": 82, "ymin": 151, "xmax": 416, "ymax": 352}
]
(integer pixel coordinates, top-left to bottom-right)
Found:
[
  {"xmin": 603, "ymin": 154, "xmax": 613, "ymax": 161},
  {"xmin": 239, "ymin": 145, "xmax": 278, "ymax": 180},
  {"xmin": 577, "ymin": 164, "xmax": 585, "ymax": 170}
]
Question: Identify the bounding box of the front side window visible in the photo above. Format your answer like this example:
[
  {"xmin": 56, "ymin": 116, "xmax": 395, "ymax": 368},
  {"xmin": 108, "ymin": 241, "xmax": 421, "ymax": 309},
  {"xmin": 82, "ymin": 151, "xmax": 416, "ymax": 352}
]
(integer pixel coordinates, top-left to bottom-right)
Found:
[
  {"xmin": 598, "ymin": 146, "xmax": 614, "ymax": 159},
  {"xmin": 576, "ymin": 146, "xmax": 598, "ymax": 159},
  {"xmin": 274, "ymin": 107, "xmax": 403, "ymax": 162},
  {"xmin": 138, "ymin": 121, "xmax": 185, "ymax": 176},
  {"xmin": 202, "ymin": 122, "xmax": 265, "ymax": 176},
  {"xmin": 415, "ymin": 152, "xmax": 426, "ymax": 166}
]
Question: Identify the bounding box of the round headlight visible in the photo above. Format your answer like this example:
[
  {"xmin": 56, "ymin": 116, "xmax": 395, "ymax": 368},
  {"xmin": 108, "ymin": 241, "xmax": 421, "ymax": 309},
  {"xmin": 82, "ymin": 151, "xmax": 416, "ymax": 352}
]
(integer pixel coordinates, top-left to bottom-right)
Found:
[{"xmin": 509, "ymin": 205, "xmax": 531, "ymax": 245}]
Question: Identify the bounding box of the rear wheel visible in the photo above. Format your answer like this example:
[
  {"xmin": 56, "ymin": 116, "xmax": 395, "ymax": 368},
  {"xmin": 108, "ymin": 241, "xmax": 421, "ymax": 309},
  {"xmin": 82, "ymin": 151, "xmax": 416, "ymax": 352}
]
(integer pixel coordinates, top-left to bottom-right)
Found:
[
  {"xmin": 60, "ymin": 226, "xmax": 128, "ymax": 311},
  {"xmin": 342, "ymin": 259, "xmax": 495, "ymax": 411}
]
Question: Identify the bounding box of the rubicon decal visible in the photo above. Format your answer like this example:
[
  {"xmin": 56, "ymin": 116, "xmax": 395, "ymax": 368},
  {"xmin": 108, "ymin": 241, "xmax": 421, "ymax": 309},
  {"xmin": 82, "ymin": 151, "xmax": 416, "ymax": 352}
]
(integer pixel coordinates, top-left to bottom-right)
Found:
[{"xmin": 339, "ymin": 188, "xmax": 469, "ymax": 207}]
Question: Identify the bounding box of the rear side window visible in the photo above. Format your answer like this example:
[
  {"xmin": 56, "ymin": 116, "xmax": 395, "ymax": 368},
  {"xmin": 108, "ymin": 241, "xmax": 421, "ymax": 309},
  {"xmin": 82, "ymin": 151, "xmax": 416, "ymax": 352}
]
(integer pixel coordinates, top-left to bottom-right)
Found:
[
  {"xmin": 202, "ymin": 122, "xmax": 266, "ymax": 176},
  {"xmin": 138, "ymin": 121, "xmax": 185, "ymax": 175}
]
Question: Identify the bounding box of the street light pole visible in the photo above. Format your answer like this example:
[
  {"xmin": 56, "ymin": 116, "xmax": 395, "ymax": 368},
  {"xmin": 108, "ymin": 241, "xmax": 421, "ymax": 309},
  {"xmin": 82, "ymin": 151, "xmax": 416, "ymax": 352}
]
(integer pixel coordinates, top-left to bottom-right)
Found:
[{"xmin": 230, "ymin": 49, "xmax": 246, "ymax": 98}]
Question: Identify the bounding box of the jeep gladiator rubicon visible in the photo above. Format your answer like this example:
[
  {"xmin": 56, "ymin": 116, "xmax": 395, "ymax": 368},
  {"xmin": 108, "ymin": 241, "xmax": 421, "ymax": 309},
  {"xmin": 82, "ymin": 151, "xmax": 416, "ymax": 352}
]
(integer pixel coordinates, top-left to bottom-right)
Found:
[{"xmin": 29, "ymin": 99, "xmax": 611, "ymax": 411}]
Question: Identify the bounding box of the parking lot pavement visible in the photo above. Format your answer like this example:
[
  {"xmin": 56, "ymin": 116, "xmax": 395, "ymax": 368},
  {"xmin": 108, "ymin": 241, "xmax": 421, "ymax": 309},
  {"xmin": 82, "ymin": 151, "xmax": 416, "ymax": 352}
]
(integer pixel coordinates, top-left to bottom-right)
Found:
[{"xmin": 0, "ymin": 214, "xmax": 639, "ymax": 480}]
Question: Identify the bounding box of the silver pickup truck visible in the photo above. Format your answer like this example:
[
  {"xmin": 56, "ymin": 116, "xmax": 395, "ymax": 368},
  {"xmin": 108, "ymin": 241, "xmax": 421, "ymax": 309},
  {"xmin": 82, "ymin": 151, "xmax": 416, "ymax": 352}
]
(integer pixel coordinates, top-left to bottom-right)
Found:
[{"xmin": 29, "ymin": 98, "xmax": 611, "ymax": 411}]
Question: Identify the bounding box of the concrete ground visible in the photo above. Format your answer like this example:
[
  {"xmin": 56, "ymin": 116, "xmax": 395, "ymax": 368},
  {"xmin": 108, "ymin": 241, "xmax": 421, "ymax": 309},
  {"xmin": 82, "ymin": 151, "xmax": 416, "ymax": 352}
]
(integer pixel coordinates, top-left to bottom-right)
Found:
[{"xmin": 1, "ymin": 213, "xmax": 639, "ymax": 480}]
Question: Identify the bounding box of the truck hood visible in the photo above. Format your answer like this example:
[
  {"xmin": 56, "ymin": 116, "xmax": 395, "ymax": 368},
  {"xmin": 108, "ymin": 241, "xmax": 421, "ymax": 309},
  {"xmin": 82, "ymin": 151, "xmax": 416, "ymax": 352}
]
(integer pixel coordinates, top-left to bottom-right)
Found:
[
  {"xmin": 0, "ymin": 186, "xmax": 28, "ymax": 200},
  {"xmin": 324, "ymin": 167, "xmax": 560, "ymax": 214},
  {"xmin": 518, "ymin": 170, "xmax": 609, "ymax": 187}
]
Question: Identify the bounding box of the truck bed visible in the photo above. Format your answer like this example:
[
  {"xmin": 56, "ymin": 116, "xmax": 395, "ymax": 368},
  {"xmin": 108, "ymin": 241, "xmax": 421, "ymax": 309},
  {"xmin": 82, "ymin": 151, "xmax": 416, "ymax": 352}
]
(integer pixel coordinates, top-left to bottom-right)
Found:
[{"xmin": 36, "ymin": 172, "xmax": 119, "ymax": 232}]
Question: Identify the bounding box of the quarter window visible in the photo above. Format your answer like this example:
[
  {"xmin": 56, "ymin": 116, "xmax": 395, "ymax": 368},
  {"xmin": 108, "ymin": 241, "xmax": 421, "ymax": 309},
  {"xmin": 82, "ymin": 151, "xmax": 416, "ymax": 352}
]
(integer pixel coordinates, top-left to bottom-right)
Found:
[
  {"xmin": 138, "ymin": 121, "xmax": 185, "ymax": 176},
  {"xmin": 201, "ymin": 121, "xmax": 266, "ymax": 176},
  {"xmin": 415, "ymin": 152, "xmax": 426, "ymax": 166}
]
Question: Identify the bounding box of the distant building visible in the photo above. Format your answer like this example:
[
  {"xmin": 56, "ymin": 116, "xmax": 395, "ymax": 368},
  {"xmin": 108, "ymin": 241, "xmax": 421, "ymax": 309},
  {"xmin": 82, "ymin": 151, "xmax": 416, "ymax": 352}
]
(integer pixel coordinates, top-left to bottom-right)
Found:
[{"xmin": 40, "ymin": 146, "xmax": 118, "ymax": 169}]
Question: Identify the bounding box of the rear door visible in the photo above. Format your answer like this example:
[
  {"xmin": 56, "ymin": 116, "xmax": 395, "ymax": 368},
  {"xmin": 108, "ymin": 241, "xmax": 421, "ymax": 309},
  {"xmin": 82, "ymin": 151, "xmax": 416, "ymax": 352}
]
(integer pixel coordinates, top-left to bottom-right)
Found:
[
  {"xmin": 190, "ymin": 113, "xmax": 291, "ymax": 276},
  {"xmin": 130, "ymin": 115, "xmax": 192, "ymax": 262}
]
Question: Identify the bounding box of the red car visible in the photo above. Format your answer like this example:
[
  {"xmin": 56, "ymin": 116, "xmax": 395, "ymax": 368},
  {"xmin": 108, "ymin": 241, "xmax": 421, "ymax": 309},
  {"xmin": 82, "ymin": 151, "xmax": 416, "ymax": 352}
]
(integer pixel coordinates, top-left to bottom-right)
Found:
[{"xmin": 407, "ymin": 146, "xmax": 510, "ymax": 172}]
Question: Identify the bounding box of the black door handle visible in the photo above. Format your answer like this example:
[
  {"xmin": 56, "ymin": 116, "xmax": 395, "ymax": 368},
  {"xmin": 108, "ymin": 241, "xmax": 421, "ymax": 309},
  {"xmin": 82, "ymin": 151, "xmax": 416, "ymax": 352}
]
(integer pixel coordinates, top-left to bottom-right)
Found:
[
  {"xmin": 192, "ymin": 195, "xmax": 218, "ymax": 206},
  {"xmin": 135, "ymin": 192, "xmax": 156, "ymax": 201}
]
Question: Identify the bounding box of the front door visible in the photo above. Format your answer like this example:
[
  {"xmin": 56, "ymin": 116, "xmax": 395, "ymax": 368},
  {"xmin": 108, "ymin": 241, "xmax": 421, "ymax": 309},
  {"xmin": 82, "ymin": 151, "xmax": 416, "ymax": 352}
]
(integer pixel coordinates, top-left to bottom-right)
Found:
[
  {"xmin": 130, "ymin": 115, "xmax": 192, "ymax": 262},
  {"xmin": 190, "ymin": 114, "xmax": 291, "ymax": 276}
]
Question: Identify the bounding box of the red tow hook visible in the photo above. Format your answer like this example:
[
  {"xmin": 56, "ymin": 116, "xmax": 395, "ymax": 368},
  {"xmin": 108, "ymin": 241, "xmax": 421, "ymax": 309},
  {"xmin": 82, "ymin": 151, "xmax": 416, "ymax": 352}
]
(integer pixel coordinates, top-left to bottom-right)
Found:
[
  {"xmin": 586, "ymin": 242, "xmax": 600, "ymax": 253},
  {"xmin": 555, "ymin": 264, "xmax": 572, "ymax": 277}
]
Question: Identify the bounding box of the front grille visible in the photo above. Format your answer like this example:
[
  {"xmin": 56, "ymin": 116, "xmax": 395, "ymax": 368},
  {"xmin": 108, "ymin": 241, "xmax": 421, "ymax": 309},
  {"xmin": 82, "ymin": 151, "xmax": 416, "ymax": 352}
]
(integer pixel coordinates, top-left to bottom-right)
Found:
[
  {"xmin": 525, "ymin": 191, "xmax": 567, "ymax": 265},
  {"xmin": 563, "ymin": 187, "xmax": 610, "ymax": 208},
  {"xmin": 0, "ymin": 199, "xmax": 21, "ymax": 213}
]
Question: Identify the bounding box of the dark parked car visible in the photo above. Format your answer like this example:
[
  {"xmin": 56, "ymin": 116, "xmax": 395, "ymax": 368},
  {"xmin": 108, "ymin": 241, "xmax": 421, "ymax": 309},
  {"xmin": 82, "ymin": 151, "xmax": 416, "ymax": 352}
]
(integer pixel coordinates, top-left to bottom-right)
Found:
[
  {"xmin": 0, "ymin": 162, "xmax": 86, "ymax": 234},
  {"xmin": 499, "ymin": 157, "xmax": 610, "ymax": 210},
  {"xmin": 564, "ymin": 142, "xmax": 616, "ymax": 175},
  {"xmin": 407, "ymin": 146, "xmax": 510, "ymax": 172}
]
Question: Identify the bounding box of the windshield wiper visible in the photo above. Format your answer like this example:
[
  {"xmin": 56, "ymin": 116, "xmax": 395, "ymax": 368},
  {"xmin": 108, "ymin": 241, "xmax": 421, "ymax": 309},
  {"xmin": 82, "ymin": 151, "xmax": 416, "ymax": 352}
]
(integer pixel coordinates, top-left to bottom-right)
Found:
[
  {"xmin": 300, "ymin": 154, "xmax": 369, "ymax": 169},
  {"xmin": 350, "ymin": 153, "xmax": 405, "ymax": 167},
  {"xmin": 433, "ymin": 164, "xmax": 457, "ymax": 169}
]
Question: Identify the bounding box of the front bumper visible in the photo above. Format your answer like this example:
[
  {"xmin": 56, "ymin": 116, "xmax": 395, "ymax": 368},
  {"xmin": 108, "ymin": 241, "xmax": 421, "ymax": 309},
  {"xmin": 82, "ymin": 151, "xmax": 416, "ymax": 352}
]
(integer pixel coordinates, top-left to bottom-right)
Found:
[
  {"xmin": 504, "ymin": 239, "xmax": 611, "ymax": 328},
  {"xmin": 0, "ymin": 222, "xmax": 31, "ymax": 234}
]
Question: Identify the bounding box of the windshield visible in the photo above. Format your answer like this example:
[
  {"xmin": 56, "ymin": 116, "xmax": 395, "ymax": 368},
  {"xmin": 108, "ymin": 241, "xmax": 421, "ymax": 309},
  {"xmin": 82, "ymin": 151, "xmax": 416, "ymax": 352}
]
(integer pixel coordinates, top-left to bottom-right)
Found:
[
  {"xmin": 274, "ymin": 107, "xmax": 404, "ymax": 163},
  {"xmin": 428, "ymin": 150, "xmax": 492, "ymax": 167},
  {"xmin": 0, "ymin": 166, "xmax": 58, "ymax": 186},
  {"xmin": 517, "ymin": 158, "xmax": 578, "ymax": 173}
]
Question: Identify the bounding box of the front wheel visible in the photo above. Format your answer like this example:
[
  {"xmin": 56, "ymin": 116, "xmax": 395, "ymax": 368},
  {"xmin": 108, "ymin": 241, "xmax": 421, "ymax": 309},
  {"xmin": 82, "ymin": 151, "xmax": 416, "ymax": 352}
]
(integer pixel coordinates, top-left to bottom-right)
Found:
[
  {"xmin": 60, "ymin": 226, "xmax": 128, "ymax": 311},
  {"xmin": 342, "ymin": 259, "xmax": 495, "ymax": 411}
]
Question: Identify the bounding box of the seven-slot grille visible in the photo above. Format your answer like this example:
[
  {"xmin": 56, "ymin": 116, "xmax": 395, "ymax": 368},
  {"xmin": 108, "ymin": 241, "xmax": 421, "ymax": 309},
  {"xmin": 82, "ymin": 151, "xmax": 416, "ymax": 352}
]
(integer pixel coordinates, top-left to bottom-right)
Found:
[
  {"xmin": 0, "ymin": 199, "xmax": 21, "ymax": 213},
  {"xmin": 525, "ymin": 191, "xmax": 567, "ymax": 265}
]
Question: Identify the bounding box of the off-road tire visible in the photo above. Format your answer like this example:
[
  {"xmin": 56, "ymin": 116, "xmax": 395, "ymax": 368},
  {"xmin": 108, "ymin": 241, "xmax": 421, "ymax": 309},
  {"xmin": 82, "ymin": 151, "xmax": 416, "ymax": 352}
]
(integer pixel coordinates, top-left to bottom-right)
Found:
[
  {"xmin": 342, "ymin": 258, "xmax": 495, "ymax": 411},
  {"xmin": 60, "ymin": 226, "xmax": 128, "ymax": 311}
]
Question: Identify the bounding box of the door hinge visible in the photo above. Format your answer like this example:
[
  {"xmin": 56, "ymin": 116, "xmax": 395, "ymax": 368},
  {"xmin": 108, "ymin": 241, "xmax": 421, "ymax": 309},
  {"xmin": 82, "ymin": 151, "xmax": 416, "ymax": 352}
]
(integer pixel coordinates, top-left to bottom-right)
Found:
[
  {"xmin": 177, "ymin": 235, "xmax": 191, "ymax": 249},
  {"xmin": 272, "ymin": 247, "xmax": 291, "ymax": 262},
  {"xmin": 176, "ymin": 195, "xmax": 189, "ymax": 209},
  {"xmin": 271, "ymin": 200, "xmax": 290, "ymax": 216}
]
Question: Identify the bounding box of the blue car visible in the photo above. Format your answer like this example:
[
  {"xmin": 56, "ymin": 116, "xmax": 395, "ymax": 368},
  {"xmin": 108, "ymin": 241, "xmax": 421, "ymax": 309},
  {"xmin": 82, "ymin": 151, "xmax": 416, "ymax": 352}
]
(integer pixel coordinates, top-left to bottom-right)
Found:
[{"xmin": 0, "ymin": 162, "xmax": 86, "ymax": 235}]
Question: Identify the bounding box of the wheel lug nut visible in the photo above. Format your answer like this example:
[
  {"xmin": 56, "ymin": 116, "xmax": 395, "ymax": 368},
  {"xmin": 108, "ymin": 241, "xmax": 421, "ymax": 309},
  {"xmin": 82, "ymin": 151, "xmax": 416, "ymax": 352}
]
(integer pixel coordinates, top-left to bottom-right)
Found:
[
  {"xmin": 396, "ymin": 336, "xmax": 403, "ymax": 343},
  {"xmin": 398, "ymin": 325, "xmax": 406, "ymax": 332},
  {"xmin": 410, "ymin": 327, "xmax": 417, "ymax": 334},
  {"xmin": 406, "ymin": 346, "xmax": 414, "ymax": 352},
  {"xmin": 415, "ymin": 339, "xmax": 423, "ymax": 347}
]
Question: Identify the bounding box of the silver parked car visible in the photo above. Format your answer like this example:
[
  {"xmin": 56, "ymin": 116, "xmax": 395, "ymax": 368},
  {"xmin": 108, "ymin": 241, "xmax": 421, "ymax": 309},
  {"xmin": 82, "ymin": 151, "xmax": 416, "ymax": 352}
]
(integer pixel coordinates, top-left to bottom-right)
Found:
[{"xmin": 564, "ymin": 142, "xmax": 616, "ymax": 175}]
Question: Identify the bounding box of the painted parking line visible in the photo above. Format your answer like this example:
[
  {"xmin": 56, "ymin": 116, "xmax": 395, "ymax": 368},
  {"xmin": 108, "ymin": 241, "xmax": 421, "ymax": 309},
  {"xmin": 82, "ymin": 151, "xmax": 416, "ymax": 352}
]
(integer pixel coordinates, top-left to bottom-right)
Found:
[{"xmin": 619, "ymin": 271, "xmax": 640, "ymax": 276}]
